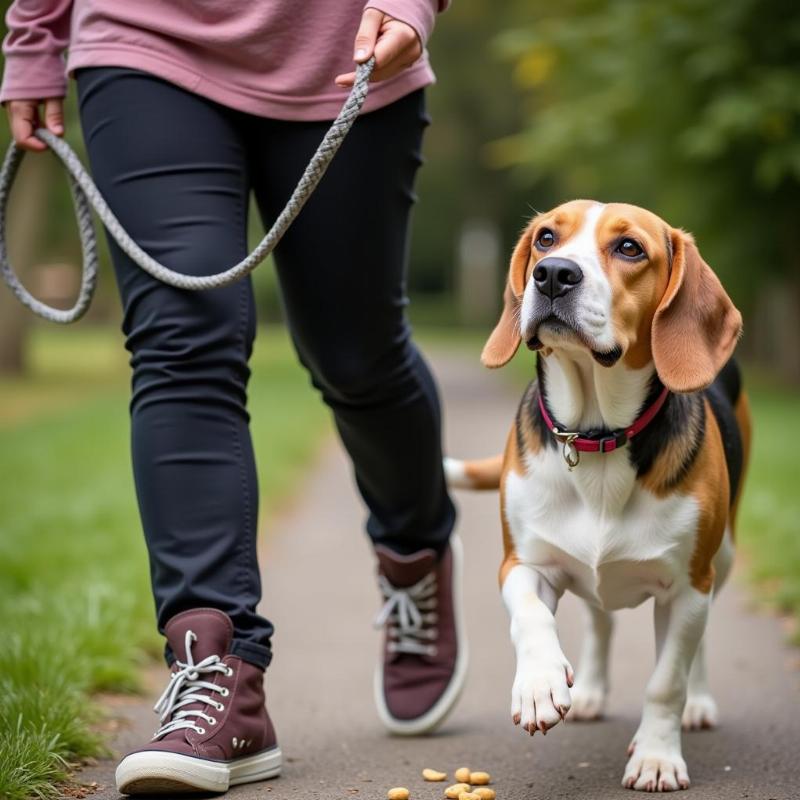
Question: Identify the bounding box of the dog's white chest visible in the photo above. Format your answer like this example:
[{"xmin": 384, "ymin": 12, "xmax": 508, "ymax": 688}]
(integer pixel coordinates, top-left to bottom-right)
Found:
[{"xmin": 503, "ymin": 447, "xmax": 699, "ymax": 609}]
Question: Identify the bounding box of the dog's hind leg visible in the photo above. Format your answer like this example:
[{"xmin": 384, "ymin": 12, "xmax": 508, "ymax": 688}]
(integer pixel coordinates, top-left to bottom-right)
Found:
[
  {"xmin": 682, "ymin": 530, "xmax": 733, "ymax": 730},
  {"xmin": 570, "ymin": 602, "xmax": 613, "ymax": 721},
  {"xmin": 682, "ymin": 638, "xmax": 717, "ymax": 730}
]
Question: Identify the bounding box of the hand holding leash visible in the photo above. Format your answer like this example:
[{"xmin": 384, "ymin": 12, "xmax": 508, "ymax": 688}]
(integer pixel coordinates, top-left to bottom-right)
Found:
[
  {"xmin": 335, "ymin": 8, "xmax": 422, "ymax": 88},
  {"xmin": 6, "ymin": 96, "xmax": 65, "ymax": 151}
]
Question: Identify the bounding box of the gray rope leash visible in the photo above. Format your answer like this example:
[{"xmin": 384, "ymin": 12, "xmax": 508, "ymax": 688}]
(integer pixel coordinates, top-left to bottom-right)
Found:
[{"xmin": 0, "ymin": 58, "xmax": 375, "ymax": 324}]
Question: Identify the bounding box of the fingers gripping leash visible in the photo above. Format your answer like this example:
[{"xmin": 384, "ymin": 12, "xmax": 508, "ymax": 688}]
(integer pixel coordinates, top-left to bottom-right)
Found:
[{"xmin": 0, "ymin": 58, "xmax": 376, "ymax": 324}]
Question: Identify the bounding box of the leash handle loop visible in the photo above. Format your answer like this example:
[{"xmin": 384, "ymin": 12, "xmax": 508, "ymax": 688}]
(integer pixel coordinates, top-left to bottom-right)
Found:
[{"xmin": 0, "ymin": 58, "xmax": 375, "ymax": 323}]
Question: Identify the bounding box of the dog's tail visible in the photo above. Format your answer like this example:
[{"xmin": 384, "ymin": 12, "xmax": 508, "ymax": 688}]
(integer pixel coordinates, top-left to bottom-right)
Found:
[{"xmin": 443, "ymin": 455, "xmax": 503, "ymax": 491}]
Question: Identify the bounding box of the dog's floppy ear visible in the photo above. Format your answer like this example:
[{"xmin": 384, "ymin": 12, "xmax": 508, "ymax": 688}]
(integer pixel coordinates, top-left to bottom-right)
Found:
[
  {"xmin": 652, "ymin": 230, "xmax": 742, "ymax": 393},
  {"xmin": 481, "ymin": 227, "xmax": 532, "ymax": 368}
]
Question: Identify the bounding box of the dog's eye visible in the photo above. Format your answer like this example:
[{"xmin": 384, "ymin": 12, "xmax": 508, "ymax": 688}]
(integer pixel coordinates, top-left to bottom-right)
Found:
[
  {"xmin": 535, "ymin": 229, "xmax": 555, "ymax": 250},
  {"xmin": 616, "ymin": 238, "xmax": 644, "ymax": 259}
]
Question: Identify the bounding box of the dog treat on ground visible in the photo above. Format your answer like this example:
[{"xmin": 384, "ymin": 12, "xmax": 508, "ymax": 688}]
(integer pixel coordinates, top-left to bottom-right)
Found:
[
  {"xmin": 445, "ymin": 783, "xmax": 472, "ymax": 798},
  {"xmin": 423, "ymin": 769, "xmax": 447, "ymax": 782},
  {"xmin": 472, "ymin": 789, "xmax": 495, "ymax": 800},
  {"xmin": 387, "ymin": 789, "xmax": 410, "ymax": 800},
  {"xmin": 458, "ymin": 793, "xmax": 480, "ymax": 800},
  {"xmin": 469, "ymin": 772, "xmax": 491, "ymax": 786},
  {"xmin": 454, "ymin": 768, "xmax": 471, "ymax": 784}
]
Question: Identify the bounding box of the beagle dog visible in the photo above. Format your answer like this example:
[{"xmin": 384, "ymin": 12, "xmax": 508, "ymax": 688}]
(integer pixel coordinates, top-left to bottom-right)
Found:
[{"xmin": 446, "ymin": 200, "xmax": 750, "ymax": 792}]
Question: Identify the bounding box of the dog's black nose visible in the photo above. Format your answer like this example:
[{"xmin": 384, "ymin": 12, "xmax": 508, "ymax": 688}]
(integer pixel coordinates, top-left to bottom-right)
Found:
[{"xmin": 533, "ymin": 257, "xmax": 583, "ymax": 299}]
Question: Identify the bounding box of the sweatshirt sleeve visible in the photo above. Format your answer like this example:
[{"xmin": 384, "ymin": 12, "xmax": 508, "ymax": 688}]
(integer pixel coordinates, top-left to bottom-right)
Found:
[
  {"xmin": 0, "ymin": 0, "xmax": 74, "ymax": 103},
  {"xmin": 364, "ymin": 1, "xmax": 449, "ymax": 46}
]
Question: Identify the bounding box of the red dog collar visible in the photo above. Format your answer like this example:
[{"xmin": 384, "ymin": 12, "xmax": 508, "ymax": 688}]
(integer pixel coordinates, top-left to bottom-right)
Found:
[{"xmin": 537, "ymin": 386, "xmax": 670, "ymax": 470}]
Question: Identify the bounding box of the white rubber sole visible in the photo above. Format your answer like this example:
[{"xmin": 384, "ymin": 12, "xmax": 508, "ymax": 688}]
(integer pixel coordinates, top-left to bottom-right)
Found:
[
  {"xmin": 115, "ymin": 745, "xmax": 282, "ymax": 795},
  {"xmin": 374, "ymin": 533, "xmax": 469, "ymax": 736}
]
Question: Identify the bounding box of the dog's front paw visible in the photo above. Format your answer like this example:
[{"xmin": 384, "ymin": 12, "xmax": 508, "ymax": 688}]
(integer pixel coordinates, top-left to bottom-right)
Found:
[
  {"xmin": 511, "ymin": 658, "xmax": 574, "ymax": 735},
  {"xmin": 622, "ymin": 743, "xmax": 690, "ymax": 792},
  {"xmin": 568, "ymin": 677, "xmax": 607, "ymax": 721},
  {"xmin": 682, "ymin": 692, "xmax": 718, "ymax": 730}
]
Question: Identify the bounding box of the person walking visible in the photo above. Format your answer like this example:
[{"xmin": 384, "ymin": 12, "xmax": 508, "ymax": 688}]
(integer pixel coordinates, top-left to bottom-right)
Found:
[{"xmin": 1, "ymin": 1, "xmax": 466, "ymax": 794}]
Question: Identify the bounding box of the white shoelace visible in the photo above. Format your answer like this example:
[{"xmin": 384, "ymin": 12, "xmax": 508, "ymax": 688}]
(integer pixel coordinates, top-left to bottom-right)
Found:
[
  {"xmin": 152, "ymin": 630, "xmax": 232, "ymax": 739},
  {"xmin": 374, "ymin": 571, "xmax": 439, "ymax": 656}
]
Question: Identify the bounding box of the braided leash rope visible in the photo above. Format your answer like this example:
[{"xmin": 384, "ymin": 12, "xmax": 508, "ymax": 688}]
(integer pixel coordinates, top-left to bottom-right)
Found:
[{"xmin": 0, "ymin": 58, "xmax": 375, "ymax": 323}]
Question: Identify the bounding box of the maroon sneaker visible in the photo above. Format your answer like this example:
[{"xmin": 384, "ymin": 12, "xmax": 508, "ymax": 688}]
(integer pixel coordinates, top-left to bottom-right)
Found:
[
  {"xmin": 373, "ymin": 534, "xmax": 467, "ymax": 734},
  {"xmin": 115, "ymin": 608, "xmax": 281, "ymax": 794}
]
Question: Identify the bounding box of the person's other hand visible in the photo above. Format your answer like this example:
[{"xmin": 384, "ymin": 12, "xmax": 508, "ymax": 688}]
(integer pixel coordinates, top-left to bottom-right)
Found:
[
  {"xmin": 335, "ymin": 8, "xmax": 422, "ymax": 87},
  {"xmin": 6, "ymin": 97, "xmax": 65, "ymax": 151}
]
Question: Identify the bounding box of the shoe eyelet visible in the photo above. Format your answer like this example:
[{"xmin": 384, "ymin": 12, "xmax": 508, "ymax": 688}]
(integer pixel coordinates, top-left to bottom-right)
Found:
[
  {"xmin": 220, "ymin": 688, "xmax": 230, "ymax": 697},
  {"xmin": 216, "ymin": 702, "xmax": 225, "ymax": 711},
  {"xmin": 196, "ymin": 727, "xmax": 206, "ymax": 735},
  {"xmin": 208, "ymin": 717, "xmax": 217, "ymax": 726},
  {"xmin": 226, "ymin": 667, "xmax": 234, "ymax": 677}
]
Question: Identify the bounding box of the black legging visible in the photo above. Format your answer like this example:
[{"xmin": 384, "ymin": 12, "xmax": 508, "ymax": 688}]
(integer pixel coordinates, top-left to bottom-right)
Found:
[{"xmin": 76, "ymin": 68, "xmax": 455, "ymax": 669}]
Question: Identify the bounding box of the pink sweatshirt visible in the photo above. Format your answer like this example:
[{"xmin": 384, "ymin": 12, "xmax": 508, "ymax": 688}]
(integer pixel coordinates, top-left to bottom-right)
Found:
[{"xmin": 1, "ymin": 1, "xmax": 448, "ymax": 120}]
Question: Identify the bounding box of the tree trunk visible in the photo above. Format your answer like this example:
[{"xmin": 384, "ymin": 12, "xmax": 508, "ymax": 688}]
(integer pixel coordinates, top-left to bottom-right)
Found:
[{"xmin": 0, "ymin": 151, "xmax": 50, "ymax": 375}]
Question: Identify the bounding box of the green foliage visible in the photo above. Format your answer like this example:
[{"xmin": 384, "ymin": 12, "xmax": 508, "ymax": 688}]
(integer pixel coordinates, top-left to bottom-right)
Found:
[
  {"xmin": 0, "ymin": 326, "xmax": 329, "ymax": 800},
  {"xmin": 0, "ymin": 717, "xmax": 70, "ymax": 800},
  {"xmin": 736, "ymin": 377, "xmax": 800, "ymax": 640},
  {"xmin": 491, "ymin": 0, "xmax": 800, "ymax": 310},
  {"xmin": 1, "ymin": 0, "xmax": 798, "ymax": 317}
]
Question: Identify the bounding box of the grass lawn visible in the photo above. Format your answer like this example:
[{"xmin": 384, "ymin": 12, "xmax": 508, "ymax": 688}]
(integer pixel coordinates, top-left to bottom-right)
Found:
[
  {"xmin": 0, "ymin": 323, "xmax": 797, "ymax": 800},
  {"xmin": 734, "ymin": 377, "xmax": 800, "ymax": 639},
  {"xmin": 419, "ymin": 326, "xmax": 800, "ymax": 639},
  {"xmin": 0, "ymin": 324, "xmax": 330, "ymax": 800}
]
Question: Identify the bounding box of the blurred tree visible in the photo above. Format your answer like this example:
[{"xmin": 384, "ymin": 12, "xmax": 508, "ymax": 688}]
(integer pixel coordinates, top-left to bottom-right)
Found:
[
  {"xmin": 412, "ymin": 0, "xmax": 536, "ymax": 304},
  {"xmin": 489, "ymin": 0, "xmax": 800, "ymax": 376},
  {"xmin": 2, "ymin": 0, "xmax": 797, "ymax": 378}
]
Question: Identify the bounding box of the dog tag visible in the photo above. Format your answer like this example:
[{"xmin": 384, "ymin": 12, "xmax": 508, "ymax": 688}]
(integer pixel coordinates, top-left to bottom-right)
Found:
[
  {"xmin": 563, "ymin": 439, "xmax": 580, "ymax": 470},
  {"xmin": 552, "ymin": 428, "xmax": 581, "ymax": 470}
]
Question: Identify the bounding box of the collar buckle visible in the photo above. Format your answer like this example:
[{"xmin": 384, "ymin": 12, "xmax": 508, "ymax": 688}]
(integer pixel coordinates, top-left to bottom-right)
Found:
[{"xmin": 600, "ymin": 432, "xmax": 628, "ymax": 453}]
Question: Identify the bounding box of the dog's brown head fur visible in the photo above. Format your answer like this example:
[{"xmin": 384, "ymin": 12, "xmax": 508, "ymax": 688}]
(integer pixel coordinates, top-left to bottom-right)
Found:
[{"xmin": 482, "ymin": 200, "xmax": 742, "ymax": 393}]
